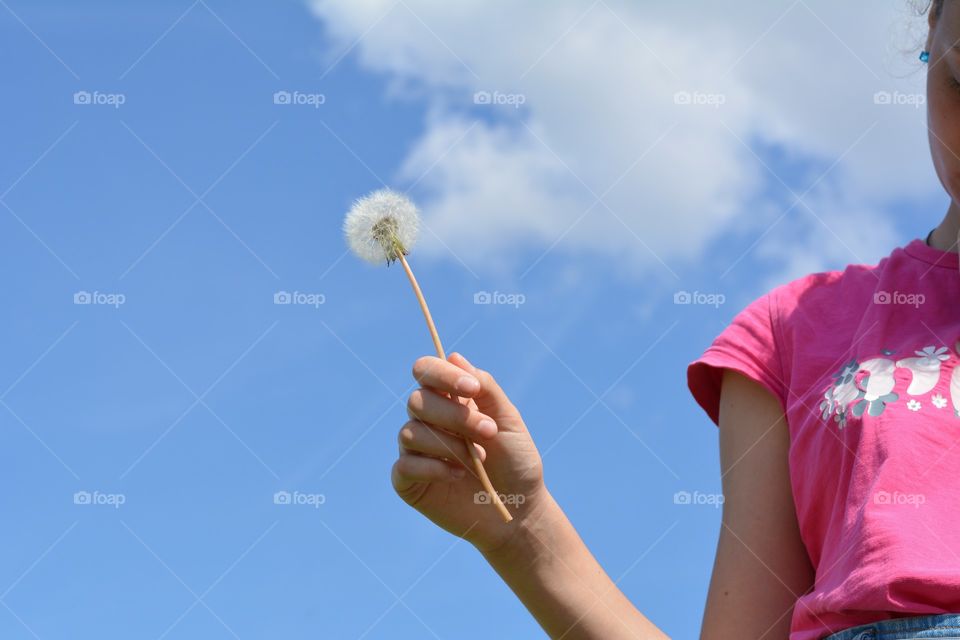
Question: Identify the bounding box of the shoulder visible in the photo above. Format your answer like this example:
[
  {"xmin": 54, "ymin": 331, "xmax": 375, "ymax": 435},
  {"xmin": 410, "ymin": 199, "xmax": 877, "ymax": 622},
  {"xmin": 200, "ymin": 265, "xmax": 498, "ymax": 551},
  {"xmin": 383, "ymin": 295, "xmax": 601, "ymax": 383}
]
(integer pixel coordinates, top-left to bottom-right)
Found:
[{"xmin": 769, "ymin": 258, "xmax": 886, "ymax": 323}]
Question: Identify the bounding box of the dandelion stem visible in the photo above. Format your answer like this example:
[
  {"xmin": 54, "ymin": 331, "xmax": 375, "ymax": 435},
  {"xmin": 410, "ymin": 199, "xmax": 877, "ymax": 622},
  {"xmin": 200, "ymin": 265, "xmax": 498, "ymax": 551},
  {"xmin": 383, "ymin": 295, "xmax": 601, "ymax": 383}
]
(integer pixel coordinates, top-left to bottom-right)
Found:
[{"xmin": 396, "ymin": 252, "xmax": 514, "ymax": 524}]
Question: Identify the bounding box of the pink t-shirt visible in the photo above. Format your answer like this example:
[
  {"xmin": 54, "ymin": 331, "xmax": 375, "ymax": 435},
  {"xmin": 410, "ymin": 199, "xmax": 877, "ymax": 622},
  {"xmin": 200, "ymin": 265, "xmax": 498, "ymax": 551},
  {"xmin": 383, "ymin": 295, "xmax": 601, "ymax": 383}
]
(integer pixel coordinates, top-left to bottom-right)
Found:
[{"xmin": 687, "ymin": 237, "xmax": 960, "ymax": 640}]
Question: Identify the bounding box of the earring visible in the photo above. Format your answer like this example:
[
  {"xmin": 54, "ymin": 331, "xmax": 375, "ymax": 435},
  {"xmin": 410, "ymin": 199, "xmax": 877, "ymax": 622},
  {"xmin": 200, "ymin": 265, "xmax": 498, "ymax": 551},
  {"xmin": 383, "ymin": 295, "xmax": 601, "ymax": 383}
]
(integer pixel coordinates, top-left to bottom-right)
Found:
[{"xmin": 920, "ymin": 50, "xmax": 931, "ymax": 63}]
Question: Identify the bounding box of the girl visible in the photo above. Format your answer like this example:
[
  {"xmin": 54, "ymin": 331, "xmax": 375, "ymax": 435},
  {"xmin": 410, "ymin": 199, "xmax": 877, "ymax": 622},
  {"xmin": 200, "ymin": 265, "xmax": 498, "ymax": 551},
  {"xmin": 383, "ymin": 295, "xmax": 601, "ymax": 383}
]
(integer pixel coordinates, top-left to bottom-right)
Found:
[{"xmin": 390, "ymin": 1, "xmax": 960, "ymax": 637}]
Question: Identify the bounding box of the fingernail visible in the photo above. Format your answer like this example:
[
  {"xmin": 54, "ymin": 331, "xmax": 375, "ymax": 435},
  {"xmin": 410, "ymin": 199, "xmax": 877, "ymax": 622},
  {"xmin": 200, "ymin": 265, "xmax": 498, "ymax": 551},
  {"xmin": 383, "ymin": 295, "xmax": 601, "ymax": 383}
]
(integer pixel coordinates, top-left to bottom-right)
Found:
[
  {"xmin": 456, "ymin": 375, "xmax": 480, "ymax": 394},
  {"xmin": 451, "ymin": 467, "xmax": 466, "ymax": 479},
  {"xmin": 477, "ymin": 418, "xmax": 497, "ymax": 438}
]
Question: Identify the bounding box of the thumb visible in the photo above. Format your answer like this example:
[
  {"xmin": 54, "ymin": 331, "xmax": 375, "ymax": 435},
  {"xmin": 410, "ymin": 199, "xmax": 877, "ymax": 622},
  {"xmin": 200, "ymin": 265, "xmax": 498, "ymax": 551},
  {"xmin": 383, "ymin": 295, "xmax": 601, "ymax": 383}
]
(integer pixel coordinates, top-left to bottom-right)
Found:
[{"xmin": 448, "ymin": 352, "xmax": 524, "ymax": 432}]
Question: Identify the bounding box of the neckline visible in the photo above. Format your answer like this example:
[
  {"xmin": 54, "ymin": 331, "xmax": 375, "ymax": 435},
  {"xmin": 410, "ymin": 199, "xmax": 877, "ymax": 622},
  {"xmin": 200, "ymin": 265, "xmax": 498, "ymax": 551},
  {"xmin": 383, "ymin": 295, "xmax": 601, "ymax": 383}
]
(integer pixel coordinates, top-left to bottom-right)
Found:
[{"xmin": 902, "ymin": 237, "xmax": 960, "ymax": 269}]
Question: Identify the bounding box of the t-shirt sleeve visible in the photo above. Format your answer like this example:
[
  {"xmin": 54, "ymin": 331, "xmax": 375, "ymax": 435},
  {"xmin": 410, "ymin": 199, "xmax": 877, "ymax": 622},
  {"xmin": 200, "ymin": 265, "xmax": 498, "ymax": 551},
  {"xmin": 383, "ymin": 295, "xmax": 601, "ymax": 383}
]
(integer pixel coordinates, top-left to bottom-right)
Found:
[{"xmin": 686, "ymin": 288, "xmax": 787, "ymax": 427}]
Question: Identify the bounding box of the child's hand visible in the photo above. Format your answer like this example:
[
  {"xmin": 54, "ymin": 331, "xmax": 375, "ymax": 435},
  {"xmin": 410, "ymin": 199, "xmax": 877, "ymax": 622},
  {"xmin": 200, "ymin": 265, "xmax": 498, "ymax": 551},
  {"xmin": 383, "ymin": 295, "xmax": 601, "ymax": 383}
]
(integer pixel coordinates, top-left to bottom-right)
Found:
[{"xmin": 392, "ymin": 352, "xmax": 546, "ymax": 552}]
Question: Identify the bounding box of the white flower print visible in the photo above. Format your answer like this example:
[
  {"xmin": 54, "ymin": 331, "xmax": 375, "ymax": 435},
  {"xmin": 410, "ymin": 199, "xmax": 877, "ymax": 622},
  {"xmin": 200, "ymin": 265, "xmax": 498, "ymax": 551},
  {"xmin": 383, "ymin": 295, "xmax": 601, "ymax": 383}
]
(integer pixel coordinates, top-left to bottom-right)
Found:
[
  {"xmin": 820, "ymin": 359, "xmax": 862, "ymax": 426},
  {"xmin": 838, "ymin": 360, "xmax": 859, "ymax": 382},
  {"xmin": 860, "ymin": 358, "xmax": 897, "ymax": 400},
  {"xmin": 897, "ymin": 345, "xmax": 951, "ymax": 396},
  {"xmin": 819, "ymin": 342, "xmax": 960, "ymax": 428},
  {"xmin": 851, "ymin": 357, "xmax": 899, "ymax": 417},
  {"xmin": 832, "ymin": 378, "xmax": 861, "ymax": 408},
  {"xmin": 822, "ymin": 376, "xmax": 860, "ymax": 421}
]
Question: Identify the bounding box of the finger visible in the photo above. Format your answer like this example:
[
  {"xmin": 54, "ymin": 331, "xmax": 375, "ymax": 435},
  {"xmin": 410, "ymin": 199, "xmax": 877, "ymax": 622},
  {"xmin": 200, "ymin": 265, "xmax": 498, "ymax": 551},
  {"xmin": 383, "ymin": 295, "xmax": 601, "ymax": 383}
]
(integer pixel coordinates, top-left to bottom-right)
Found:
[
  {"xmin": 392, "ymin": 453, "xmax": 464, "ymax": 492},
  {"xmin": 398, "ymin": 420, "xmax": 486, "ymax": 465},
  {"xmin": 412, "ymin": 356, "xmax": 482, "ymax": 397},
  {"xmin": 407, "ymin": 388, "xmax": 498, "ymax": 440},
  {"xmin": 448, "ymin": 353, "xmax": 522, "ymax": 429}
]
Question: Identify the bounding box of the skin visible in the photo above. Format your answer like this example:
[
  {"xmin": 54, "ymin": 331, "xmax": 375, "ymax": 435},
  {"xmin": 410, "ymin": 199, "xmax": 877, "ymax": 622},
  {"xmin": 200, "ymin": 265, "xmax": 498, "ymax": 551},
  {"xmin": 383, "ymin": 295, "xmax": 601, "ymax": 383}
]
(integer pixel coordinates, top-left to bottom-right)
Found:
[
  {"xmin": 926, "ymin": 0, "xmax": 960, "ymax": 251},
  {"xmin": 394, "ymin": 355, "xmax": 809, "ymax": 638},
  {"xmin": 391, "ymin": 4, "xmax": 960, "ymax": 637}
]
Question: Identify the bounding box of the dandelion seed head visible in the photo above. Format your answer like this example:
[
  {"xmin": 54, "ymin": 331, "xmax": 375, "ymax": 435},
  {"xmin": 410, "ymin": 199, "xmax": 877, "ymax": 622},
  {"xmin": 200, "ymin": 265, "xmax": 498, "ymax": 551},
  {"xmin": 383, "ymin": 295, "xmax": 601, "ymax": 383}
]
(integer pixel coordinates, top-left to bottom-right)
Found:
[{"xmin": 343, "ymin": 188, "xmax": 420, "ymax": 265}]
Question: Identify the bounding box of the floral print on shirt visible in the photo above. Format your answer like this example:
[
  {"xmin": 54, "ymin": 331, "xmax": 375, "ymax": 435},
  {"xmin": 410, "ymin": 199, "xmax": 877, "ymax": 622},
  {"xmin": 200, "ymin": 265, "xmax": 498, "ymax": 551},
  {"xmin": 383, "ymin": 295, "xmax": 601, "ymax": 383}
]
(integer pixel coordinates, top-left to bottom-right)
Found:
[{"xmin": 819, "ymin": 343, "xmax": 960, "ymax": 428}]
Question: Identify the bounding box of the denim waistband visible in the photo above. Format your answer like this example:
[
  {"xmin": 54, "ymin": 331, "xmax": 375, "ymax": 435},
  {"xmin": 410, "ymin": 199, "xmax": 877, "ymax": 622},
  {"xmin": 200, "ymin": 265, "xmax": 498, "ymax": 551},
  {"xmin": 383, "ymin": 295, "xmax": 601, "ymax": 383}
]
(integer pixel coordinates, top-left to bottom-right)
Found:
[{"xmin": 824, "ymin": 613, "xmax": 960, "ymax": 639}]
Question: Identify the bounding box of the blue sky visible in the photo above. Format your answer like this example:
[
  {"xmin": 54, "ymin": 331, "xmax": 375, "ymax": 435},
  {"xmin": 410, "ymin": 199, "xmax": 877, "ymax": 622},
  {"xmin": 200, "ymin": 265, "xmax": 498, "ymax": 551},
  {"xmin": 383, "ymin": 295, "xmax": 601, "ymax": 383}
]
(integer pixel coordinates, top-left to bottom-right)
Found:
[{"xmin": 0, "ymin": 1, "xmax": 948, "ymax": 638}]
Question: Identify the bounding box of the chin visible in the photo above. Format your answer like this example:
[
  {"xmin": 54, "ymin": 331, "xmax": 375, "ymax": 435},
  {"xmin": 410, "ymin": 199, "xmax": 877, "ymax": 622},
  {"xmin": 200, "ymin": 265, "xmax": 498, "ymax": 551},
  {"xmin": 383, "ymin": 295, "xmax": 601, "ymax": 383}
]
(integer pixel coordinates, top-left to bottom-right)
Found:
[
  {"xmin": 946, "ymin": 177, "xmax": 960, "ymax": 209},
  {"xmin": 930, "ymin": 163, "xmax": 960, "ymax": 207}
]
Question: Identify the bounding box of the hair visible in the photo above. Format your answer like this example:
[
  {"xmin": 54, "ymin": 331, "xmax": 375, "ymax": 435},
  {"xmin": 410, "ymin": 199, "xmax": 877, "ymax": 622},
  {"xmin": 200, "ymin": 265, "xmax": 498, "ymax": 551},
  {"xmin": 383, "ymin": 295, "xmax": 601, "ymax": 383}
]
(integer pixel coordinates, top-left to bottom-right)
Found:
[
  {"xmin": 897, "ymin": 1, "xmax": 938, "ymax": 61},
  {"xmin": 914, "ymin": 0, "xmax": 945, "ymax": 17}
]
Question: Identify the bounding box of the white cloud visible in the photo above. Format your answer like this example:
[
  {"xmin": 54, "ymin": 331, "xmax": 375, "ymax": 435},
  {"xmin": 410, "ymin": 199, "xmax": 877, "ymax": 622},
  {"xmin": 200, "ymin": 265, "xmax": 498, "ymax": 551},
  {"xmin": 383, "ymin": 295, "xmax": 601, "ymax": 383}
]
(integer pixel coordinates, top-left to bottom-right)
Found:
[
  {"xmin": 309, "ymin": 0, "xmax": 941, "ymax": 280},
  {"xmin": 754, "ymin": 193, "xmax": 905, "ymax": 293}
]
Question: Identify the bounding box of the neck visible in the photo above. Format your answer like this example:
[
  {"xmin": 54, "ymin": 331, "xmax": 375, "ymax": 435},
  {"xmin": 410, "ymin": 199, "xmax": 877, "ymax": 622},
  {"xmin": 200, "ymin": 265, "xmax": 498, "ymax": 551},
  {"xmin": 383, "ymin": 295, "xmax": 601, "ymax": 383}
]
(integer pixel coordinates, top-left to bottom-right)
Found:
[{"xmin": 927, "ymin": 201, "xmax": 960, "ymax": 253}]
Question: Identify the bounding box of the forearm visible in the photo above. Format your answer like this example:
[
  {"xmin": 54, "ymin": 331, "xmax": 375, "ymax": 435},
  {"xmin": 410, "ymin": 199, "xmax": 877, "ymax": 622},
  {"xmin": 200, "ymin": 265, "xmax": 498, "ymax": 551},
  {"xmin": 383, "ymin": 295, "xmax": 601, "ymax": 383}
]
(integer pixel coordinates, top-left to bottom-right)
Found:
[{"xmin": 480, "ymin": 491, "xmax": 671, "ymax": 640}]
